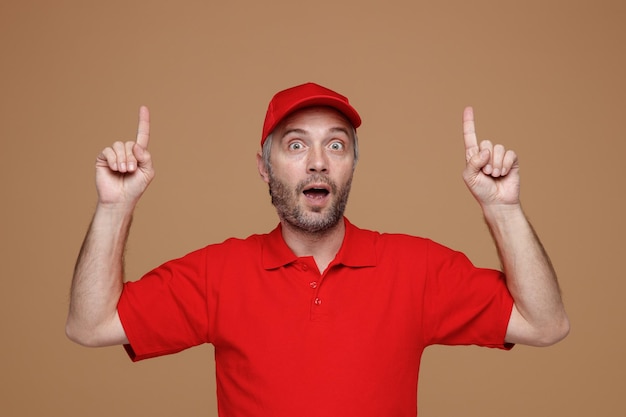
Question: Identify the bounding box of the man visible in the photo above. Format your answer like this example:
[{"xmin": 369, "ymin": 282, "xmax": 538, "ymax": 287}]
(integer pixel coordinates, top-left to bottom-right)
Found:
[{"xmin": 66, "ymin": 82, "xmax": 569, "ymax": 416}]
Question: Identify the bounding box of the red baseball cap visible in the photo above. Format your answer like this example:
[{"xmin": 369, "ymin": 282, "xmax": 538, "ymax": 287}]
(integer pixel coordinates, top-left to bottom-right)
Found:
[{"xmin": 261, "ymin": 82, "xmax": 362, "ymax": 146}]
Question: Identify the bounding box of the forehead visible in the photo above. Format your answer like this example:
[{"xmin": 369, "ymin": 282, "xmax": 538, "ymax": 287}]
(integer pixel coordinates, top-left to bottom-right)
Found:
[{"xmin": 275, "ymin": 106, "xmax": 354, "ymax": 136}]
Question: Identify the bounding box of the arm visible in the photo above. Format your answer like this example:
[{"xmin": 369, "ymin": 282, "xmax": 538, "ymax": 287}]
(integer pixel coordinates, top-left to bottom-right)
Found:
[
  {"xmin": 462, "ymin": 107, "xmax": 569, "ymax": 347},
  {"xmin": 66, "ymin": 106, "xmax": 154, "ymax": 347}
]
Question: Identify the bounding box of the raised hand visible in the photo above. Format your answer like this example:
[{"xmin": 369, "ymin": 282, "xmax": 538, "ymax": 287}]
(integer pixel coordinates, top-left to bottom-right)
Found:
[
  {"xmin": 95, "ymin": 106, "xmax": 155, "ymax": 206},
  {"xmin": 462, "ymin": 107, "xmax": 520, "ymax": 207},
  {"xmin": 67, "ymin": 106, "xmax": 154, "ymax": 347}
]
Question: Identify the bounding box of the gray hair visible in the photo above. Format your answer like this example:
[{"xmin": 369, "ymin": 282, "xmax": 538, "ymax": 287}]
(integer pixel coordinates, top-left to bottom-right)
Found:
[{"xmin": 261, "ymin": 128, "xmax": 359, "ymax": 171}]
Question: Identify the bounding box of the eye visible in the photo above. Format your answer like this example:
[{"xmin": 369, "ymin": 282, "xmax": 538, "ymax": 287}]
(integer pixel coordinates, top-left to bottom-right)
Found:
[
  {"xmin": 329, "ymin": 141, "xmax": 344, "ymax": 151},
  {"xmin": 288, "ymin": 142, "xmax": 304, "ymax": 151}
]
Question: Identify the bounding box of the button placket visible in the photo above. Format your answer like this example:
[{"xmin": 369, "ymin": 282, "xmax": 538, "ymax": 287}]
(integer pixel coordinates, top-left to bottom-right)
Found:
[
  {"xmin": 311, "ymin": 276, "xmax": 322, "ymax": 308},
  {"xmin": 309, "ymin": 265, "xmax": 330, "ymax": 320}
]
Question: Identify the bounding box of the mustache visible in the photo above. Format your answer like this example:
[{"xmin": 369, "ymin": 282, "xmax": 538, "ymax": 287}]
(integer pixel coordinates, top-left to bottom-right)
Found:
[{"xmin": 295, "ymin": 175, "xmax": 337, "ymax": 194}]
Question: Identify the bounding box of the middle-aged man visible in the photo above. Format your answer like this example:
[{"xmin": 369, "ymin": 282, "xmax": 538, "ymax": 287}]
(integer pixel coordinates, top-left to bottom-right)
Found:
[{"xmin": 67, "ymin": 82, "xmax": 569, "ymax": 417}]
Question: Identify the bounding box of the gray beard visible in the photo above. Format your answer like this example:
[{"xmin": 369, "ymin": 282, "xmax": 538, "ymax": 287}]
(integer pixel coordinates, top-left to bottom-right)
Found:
[{"xmin": 268, "ymin": 172, "xmax": 352, "ymax": 234}]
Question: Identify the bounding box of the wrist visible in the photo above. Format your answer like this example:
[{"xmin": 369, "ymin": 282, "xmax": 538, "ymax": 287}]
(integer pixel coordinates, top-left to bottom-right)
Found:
[
  {"xmin": 481, "ymin": 202, "xmax": 525, "ymax": 225},
  {"xmin": 93, "ymin": 201, "xmax": 136, "ymax": 227},
  {"xmin": 96, "ymin": 198, "xmax": 138, "ymax": 213}
]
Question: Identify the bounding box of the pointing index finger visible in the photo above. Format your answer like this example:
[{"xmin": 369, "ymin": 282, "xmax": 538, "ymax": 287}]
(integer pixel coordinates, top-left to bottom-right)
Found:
[
  {"xmin": 136, "ymin": 105, "xmax": 150, "ymax": 148},
  {"xmin": 463, "ymin": 106, "xmax": 478, "ymax": 160}
]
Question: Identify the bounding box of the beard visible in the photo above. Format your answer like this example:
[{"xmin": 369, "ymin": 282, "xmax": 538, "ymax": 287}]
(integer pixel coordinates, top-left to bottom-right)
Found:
[{"xmin": 268, "ymin": 171, "xmax": 352, "ymax": 234}]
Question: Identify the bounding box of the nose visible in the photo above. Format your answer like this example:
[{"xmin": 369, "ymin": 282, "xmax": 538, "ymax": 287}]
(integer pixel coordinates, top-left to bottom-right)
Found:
[{"xmin": 307, "ymin": 145, "xmax": 328, "ymax": 173}]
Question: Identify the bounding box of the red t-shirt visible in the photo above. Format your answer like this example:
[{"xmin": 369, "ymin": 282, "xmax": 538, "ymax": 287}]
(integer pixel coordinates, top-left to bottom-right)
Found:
[{"xmin": 118, "ymin": 218, "xmax": 513, "ymax": 417}]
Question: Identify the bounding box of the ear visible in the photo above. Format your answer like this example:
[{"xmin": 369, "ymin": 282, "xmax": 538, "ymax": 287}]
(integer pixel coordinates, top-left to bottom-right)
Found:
[{"xmin": 256, "ymin": 151, "xmax": 270, "ymax": 183}]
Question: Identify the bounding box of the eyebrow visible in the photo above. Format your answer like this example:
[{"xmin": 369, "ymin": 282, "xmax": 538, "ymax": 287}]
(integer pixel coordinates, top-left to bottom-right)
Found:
[
  {"xmin": 280, "ymin": 127, "xmax": 352, "ymax": 139},
  {"xmin": 328, "ymin": 127, "xmax": 352, "ymax": 137},
  {"xmin": 280, "ymin": 128, "xmax": 307, "ymax": 139}
]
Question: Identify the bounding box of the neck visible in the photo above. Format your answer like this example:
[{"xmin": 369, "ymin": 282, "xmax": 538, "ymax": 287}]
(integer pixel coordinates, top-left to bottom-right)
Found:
[{"xmin": 280, "ymin": 218, "xmax": 346, "ymax": 273}]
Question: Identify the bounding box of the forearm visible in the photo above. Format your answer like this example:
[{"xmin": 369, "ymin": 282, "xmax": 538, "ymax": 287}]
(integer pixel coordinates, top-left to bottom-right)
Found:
[
  {"xmin": 483, "ymin": 204, "xmax": 569, "ymax": 346},
  {"xmin": 66, "ymin": 204, "xmax": 133, "ymax": 346}
]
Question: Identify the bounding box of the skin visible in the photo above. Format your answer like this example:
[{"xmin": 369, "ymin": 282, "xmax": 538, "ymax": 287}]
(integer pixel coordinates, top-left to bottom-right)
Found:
[
  {"xmin": 66, "ymin": 106, "xmax": 152, "ymax": 346},
  {"xmin": 461, "ymin": 107, "xmax": 569, "ymax": 345},
  {"xmin": 66, "ymin": 105, "xmax": 569, "ymax": 348},
  {"xmin": 257, "ymin": 108, "xmax": 357, "ymax": 272}
]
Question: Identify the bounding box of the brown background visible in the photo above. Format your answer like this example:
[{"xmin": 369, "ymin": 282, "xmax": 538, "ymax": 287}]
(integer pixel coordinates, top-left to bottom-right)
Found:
[{"xmin": 1, "ymin": 1, "xmax": 624, "ymax": 416}]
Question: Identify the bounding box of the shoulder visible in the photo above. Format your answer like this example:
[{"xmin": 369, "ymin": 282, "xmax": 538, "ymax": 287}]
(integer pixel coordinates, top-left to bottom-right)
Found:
[
  {"xmin": 195, "ymin": 232, "xmax": 270, "ymax": 257},
  {"xmin": 346, "ymin": 220, "xmax": 463, "ymax": 262},
  {"xmin": 348, "ymin": 222, "xmax": 433, "ymax": 250}
]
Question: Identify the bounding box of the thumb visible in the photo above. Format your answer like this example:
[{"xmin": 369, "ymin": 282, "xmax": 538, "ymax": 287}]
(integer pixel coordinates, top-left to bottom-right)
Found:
[
  {"xmin": 467, "ymin": 148, "xmax": 490, "ymax": 173},
  {"xmin": 133, "ymin": 142, "xmax": 153, "ymax": 170}
]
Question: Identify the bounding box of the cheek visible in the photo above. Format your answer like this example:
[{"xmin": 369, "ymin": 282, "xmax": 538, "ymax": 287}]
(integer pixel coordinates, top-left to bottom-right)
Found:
[
  {"xmin": 268, "ymin": 164, "xmax": 301, "ymax": 189},
  {"xmin": 271, "ymin": 167, "xmax": 292, "ymax": 182},
  {"xmin": 336, "ymin": 163, "xmax": 355, "ymax": 181},
  {"xmin": 270, "ymin": 158, "xmax": 305, "ymax": 178}
]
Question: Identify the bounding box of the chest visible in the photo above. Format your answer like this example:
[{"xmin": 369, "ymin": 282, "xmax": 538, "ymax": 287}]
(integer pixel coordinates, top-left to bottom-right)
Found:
[{"xmin": 210, "ymin": 257, "xmax": 426, "ymax": 353}]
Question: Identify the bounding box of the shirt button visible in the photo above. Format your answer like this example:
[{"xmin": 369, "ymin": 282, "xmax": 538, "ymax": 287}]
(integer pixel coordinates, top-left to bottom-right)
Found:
[
  {"xmin": 309, "ymin": 281, "xmax": 318, "ymax": 289},
  {"xmin": 301, "ymin": 264, "xmax": 308, "ymax": 271},
  {"xmin": 314, "ymin": 298, "xmax": 322, "ymax": 306}
]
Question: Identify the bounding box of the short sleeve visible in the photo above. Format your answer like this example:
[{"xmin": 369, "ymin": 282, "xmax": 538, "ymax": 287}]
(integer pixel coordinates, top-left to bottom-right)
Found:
[
  {"xmin": 422, "ymin": 240, "xmax": 514, "ymax": 349},
  {"xmin": 117, "ymin": 248, "xmax": 211, "ymax": 361}
]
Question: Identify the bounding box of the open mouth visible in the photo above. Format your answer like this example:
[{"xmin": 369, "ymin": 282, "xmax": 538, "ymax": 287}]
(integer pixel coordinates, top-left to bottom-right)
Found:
[{"xmin": 303, "ymin": 186, "xmax": 330, "ymax": 199}]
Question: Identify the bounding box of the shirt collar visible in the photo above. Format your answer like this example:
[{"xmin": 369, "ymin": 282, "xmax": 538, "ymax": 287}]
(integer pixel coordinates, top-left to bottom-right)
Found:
[{"xmin": 261, "ymin": 217, "xmax": 377, "ymax": 270}]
